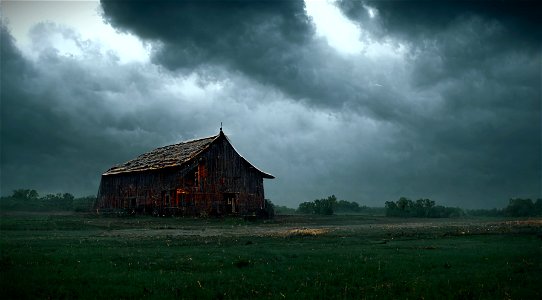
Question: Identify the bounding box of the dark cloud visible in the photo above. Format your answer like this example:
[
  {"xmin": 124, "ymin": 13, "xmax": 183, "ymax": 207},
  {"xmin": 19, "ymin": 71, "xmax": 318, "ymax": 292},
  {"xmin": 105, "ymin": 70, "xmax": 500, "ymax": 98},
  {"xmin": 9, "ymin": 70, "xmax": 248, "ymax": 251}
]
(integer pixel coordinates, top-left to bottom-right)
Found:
[
  {"xmin": 338, "ymin": 0, "xmax": 541, "ymax": 48},
  {"xmin": 334, "ymin": 0, "xmax": 541, "ymax": 205},
  {"xmin": 1, "ymin": 1, "xmax": 540, "ymax": 208},
  {"xmin": 101, "ymin": 0, "xmax": 406, "ymax": 115},
  {"xmin": 100, "ymin": 0, "xmax": 312, "ymax": 70},
  {"xmin": 101, "ymin": 2, "xmax": 439, "ymax": 153},
  {"xmin": 338, "ymin": 0, "xmax": 541, "ymax": 86},
  {"xmin": 0, "ymin": 23, "xmax": 207, "ymax": 195}
]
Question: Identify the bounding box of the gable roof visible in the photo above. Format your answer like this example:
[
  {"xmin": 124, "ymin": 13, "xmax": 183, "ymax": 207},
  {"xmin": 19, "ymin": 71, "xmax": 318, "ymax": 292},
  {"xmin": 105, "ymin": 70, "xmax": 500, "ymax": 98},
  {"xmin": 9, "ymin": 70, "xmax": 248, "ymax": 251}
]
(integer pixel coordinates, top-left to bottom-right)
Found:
[{"xmin": 102, "ymin": 131, "xmax": 274, "ymax": 179}]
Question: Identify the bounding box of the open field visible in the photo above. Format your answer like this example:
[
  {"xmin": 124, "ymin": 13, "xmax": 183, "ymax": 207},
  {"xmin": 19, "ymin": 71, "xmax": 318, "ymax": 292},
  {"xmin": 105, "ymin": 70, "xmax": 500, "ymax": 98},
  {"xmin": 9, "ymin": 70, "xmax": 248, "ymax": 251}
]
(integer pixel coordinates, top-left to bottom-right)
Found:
[{"xmin": 1, "ymin": 213, "xmax": 541, "ymax": 299}]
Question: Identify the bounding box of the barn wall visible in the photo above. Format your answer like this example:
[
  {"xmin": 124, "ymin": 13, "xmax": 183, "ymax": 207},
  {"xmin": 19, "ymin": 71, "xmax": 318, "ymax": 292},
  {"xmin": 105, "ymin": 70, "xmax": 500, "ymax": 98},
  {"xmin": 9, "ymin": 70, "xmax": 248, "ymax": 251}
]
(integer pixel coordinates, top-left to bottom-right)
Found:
[{"xmin": 96, "ymin": 135, "xmax": 267, "ymax": 216}]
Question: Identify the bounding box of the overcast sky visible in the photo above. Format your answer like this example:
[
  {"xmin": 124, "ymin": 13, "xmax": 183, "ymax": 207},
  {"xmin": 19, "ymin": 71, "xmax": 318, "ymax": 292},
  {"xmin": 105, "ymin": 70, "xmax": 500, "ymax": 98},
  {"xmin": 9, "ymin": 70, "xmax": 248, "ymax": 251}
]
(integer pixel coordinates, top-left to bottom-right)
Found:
[{"xmin": 1, "ymin": 0, "xmax": 540, "ymax": 208}]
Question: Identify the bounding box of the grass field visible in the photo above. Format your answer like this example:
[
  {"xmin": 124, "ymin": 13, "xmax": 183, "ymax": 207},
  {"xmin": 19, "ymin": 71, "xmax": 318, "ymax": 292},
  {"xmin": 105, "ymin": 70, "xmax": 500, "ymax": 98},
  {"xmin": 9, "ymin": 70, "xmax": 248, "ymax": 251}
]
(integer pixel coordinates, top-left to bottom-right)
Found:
[{"xmin": 1, "ymin": 213, "xmax": 541, "ymax": 299}]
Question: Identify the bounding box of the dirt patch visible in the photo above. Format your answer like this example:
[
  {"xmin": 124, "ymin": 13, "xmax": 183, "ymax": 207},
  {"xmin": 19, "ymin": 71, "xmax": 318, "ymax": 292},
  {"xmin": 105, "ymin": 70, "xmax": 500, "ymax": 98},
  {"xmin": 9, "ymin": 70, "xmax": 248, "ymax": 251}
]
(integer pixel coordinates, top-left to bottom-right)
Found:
[
  {"xmin": 97, "ymin": 226, "xmax": 334, "ymax": 238},
  {"xmin": 94, "ymin": 217, "xmax": 542, "ymax": 239}
]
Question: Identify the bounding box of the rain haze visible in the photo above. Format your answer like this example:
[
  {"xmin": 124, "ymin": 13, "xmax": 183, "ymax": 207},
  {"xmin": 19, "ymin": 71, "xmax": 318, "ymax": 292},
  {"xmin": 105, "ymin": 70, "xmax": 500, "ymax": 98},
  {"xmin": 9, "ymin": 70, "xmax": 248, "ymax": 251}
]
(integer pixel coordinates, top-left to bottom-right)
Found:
[{"xmin": 1, "ymin": 0, "xmax": 540, "ymax": 209}]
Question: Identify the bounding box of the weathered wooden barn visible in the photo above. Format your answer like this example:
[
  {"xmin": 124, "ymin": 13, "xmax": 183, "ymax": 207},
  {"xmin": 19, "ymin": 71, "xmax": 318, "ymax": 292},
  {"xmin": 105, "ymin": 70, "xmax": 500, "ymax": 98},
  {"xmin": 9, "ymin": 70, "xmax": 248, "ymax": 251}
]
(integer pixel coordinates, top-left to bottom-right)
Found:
[{"xmin": 95, "ymin": 130, "xmax": 274, "ymax": 216}]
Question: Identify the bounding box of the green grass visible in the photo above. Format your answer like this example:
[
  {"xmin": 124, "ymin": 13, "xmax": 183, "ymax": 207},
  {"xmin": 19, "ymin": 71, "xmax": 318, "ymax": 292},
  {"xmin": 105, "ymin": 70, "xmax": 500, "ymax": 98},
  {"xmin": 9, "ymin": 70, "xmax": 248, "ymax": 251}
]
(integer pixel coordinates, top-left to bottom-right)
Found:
[{"xmin": 1, "ymin": 213, "xmax": 541, "ymax": 299}]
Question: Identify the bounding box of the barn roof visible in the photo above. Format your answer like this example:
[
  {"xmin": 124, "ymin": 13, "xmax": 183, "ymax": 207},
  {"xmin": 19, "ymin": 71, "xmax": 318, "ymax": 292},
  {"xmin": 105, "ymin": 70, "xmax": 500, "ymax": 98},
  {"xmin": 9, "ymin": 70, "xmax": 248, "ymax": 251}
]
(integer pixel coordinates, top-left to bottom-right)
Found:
[{"xmin": 102, "ymin": 131, "xmax": 274, "ymax": 178}]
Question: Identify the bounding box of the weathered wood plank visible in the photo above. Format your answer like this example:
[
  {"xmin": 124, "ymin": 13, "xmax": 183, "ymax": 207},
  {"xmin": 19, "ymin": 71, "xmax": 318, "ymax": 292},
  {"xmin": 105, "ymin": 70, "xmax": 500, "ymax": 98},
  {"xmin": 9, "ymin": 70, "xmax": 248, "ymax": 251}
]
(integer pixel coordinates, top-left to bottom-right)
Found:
[{"xmin": 96, "ymin": 132, "xmax": 272, "ymax": 216}]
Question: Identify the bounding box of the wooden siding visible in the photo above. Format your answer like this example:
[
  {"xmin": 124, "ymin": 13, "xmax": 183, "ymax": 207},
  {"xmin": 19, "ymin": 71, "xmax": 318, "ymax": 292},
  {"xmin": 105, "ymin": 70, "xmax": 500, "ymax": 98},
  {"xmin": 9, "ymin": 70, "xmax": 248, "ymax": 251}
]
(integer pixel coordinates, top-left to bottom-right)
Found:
[{"xmin": 96, "ymin": 134, "xmax": 267, "ymax": 216}]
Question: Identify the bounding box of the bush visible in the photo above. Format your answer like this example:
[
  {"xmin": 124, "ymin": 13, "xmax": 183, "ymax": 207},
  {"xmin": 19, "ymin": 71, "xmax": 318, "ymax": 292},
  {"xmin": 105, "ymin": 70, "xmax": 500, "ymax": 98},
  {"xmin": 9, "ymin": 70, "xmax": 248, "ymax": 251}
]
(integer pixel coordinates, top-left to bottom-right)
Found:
[
  {"xmin": 274, "ymin": 205, "xmax": 297, "ymax": 215},
  {"xmin": 255, "ymin": 199, "xmax": 275, "ymax": 219},
  {"xmin": 265, "ymin": 199, "xmax": 275, "ymax": 219},
  {"xmin": 535, "ymin": 199, "xmax": 542, "ymax": 215},
  {"xmin": 466, "ymin": 208, "xmax": 504, "ymax": 217}
]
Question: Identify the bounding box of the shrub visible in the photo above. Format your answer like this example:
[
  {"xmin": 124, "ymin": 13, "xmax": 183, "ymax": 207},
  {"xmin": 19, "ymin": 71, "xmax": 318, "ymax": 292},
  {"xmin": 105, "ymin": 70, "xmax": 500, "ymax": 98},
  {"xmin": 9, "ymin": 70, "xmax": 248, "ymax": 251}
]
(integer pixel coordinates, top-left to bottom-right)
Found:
[
  {"xmin": 264, "ymin": 199, "xmax": 275, "ymax": 219},
  {"xmin": 273, "ymin": 205, "xmax": 297, "ymax": 215}
]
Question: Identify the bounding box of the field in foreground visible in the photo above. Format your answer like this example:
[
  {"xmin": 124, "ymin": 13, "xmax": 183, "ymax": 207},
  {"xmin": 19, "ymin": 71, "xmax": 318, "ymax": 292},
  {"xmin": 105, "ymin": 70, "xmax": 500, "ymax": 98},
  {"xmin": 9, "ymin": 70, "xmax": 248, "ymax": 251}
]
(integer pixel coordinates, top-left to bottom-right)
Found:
[{"xmin": 1, "ymin": 213, "xmax": 541, "ymax": 299}]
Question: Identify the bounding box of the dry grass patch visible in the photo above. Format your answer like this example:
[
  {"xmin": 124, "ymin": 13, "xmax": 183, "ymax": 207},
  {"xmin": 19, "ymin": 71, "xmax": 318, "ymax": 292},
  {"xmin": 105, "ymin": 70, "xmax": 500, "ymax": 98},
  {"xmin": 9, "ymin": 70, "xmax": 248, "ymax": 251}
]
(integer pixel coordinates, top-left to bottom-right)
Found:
[{"xmin": 277, "ymin": 227, "xmax": 332, "ymax": 237}]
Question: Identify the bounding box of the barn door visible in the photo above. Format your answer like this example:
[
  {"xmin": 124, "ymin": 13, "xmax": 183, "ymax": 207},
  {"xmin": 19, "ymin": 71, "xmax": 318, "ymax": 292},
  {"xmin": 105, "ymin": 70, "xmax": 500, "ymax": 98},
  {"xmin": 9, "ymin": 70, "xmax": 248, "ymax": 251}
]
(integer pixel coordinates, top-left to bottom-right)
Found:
[{"xmin": 223, "ymin": 193, "xmax": 237, "ymax": 213}]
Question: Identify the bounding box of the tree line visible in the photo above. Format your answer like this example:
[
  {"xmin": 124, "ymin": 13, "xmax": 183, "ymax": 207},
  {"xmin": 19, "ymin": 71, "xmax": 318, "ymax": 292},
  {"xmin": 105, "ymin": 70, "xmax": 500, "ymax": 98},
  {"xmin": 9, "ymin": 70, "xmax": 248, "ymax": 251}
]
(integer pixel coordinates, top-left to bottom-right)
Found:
[
  {"xmin": 296, "ymin": 195, "xmax": 382, "ymax": 215},
  {"xmin": 382, "ymin": 197, "xmax": 541, "ymax": 218},
  {"xmin": 0, "ymin": 189, "xmax": 95, "ymax": 212},
  {"xmin": 3, "ymin": 188, "xmax": 540, "ymax": 218},
  {"xmin": 292, "ymin": 195, "xmax": 542, "ymax": 218},
  {"xmin": 385, "ymin": 197, "xmax": 463, "ymax": 218},
  {"xmin": 467, "ymin": 198, "xmax": 542, "ymax": 217}
]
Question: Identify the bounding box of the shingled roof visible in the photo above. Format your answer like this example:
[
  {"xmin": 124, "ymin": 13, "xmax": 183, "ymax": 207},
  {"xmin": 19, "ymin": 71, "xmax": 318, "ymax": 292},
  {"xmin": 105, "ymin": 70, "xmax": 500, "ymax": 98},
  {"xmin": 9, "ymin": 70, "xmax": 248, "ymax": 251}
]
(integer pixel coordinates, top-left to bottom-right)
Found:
[
  {"xmin": 102, "ymin": 131, "xmax": 274, "ymax": 178},
  {"xmin": 103, "ymin": 135, "xmax": 218, "ymax": 175}
]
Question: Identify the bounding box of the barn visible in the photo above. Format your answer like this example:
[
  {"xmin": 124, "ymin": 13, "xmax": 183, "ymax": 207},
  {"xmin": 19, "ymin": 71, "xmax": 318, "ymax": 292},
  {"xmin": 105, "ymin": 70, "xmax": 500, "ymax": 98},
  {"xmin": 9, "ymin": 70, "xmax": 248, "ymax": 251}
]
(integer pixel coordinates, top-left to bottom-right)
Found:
[{"xmin": 95, "ymin": 129, "xmax": 274, "ymax": 216}]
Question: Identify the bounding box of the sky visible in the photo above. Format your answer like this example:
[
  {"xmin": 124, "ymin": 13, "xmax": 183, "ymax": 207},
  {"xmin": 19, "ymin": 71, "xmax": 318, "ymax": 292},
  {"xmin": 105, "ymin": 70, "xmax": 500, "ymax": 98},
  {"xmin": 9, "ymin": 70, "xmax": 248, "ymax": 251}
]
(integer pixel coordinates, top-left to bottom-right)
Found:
[{"xmin": 1, "ymin": 0, "xmax": 540, "ymax": 208}]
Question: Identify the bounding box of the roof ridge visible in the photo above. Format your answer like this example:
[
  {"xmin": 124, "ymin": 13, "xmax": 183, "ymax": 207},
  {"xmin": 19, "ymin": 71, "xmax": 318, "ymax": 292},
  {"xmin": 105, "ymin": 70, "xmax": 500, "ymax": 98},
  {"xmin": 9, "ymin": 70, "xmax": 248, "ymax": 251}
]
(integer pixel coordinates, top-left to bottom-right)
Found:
[
  {"xmin": 175, "ymin": 133, "xmax": 218, "ymax": 144},
  {"xmin": 153, "ymin": 134, "xmax": 218, "ymax": 150}
]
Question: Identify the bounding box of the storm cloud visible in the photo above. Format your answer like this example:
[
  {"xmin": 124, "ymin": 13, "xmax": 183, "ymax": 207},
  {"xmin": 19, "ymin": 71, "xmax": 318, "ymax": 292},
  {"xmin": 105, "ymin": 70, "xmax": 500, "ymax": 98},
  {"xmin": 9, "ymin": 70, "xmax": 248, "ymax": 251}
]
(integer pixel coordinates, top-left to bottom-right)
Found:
[{"xmin": 1, "ymin": 0, "xmax": 540, "ymax": 208}]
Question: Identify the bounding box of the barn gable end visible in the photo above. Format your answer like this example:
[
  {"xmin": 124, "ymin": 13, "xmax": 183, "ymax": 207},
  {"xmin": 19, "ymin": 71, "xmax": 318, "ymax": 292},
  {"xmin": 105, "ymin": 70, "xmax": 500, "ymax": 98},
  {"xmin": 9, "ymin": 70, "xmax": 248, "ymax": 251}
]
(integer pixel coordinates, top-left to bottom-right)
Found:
[{"xmin": 95, "ymin": 130, "xmax": 274, "ymax": 216}]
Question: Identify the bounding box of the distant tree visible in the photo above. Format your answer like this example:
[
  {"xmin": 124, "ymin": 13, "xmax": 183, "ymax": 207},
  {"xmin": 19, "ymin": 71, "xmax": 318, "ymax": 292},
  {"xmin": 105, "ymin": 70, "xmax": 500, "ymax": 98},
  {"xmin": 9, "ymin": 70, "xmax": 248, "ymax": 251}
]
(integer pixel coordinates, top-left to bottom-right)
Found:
[
  {"xmin": 385, "ymin": 201, "xmax": 400, "ymax": 217},
  {"xmin": 396, "ymin": 197, "xmax": 413, "ymax": 212},
  {"xmin": 61, "ymin": 193, "xmax": 75, "ymax": 209},
  {"xmin": 386, "ymin": 197, "xmax": 414, "ymax": 217},
  {"xmin": 263, "ymin": 199, "xmax": 275, "ymax": 219},
  {"xmin": 535, "ymin": 199, "xmax": 542, "ymax": 216},
  {"xmin": 385, "ymin": 201, "xmax": 397, "ymax": 210},
  {"xmin": 297, "ymin": 201, "xmax": 316, "ymax": 214},
  {"xmin": 315, "ymin": 195, "xmax": 336, "ymax": 215},
  {"xmin": 413, "ymin": 198, "xmax": 435, "ymax": 217},
  {"xmin": 297, "ymin": 195, "xmax": 337, "ymax": 215},
  {"xmin": 334, "ymin": 200, "xmax": 363, "ymax": 213},
  {"xmin": 12, "ymin": 189, "xmax": 39, "ymax": 201},
  {"xmin": 505, "ymin": 198, "xmax": 535, "ymax": 217},
  {"xmin": 42, "ymin": 193, "xmax": 74, "ymax": 210},
  {"xmin": 385, "ymin": 197, "xmax": 463, "ymax": 218}
]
